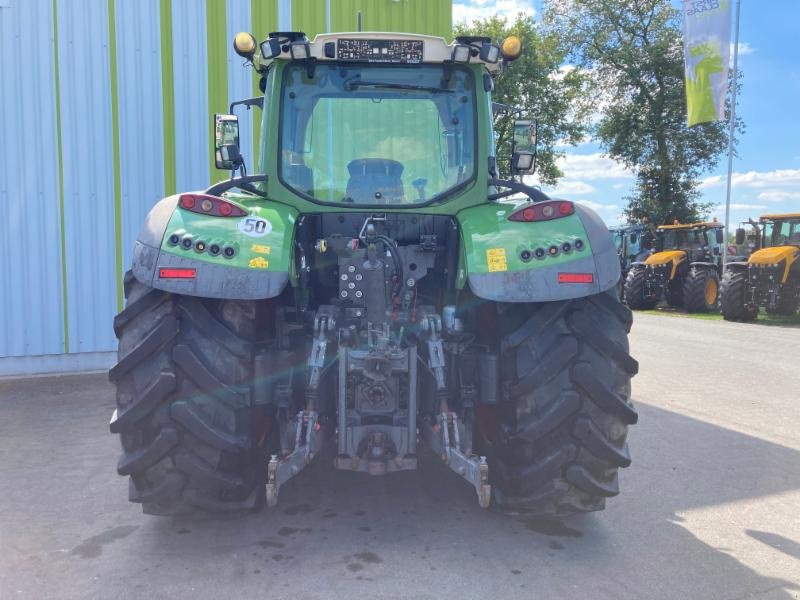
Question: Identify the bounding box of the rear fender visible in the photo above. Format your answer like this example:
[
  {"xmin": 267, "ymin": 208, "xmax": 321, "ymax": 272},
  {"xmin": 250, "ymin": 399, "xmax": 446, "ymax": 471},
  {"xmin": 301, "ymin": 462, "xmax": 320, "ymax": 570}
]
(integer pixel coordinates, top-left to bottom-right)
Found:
[
  {"xmin": 131, "ymin": 193, "xmax": 296, "ymax": 299},
  {"xmin": 458, "ymin": 200, "xmax": 619, "ymax": 302}
]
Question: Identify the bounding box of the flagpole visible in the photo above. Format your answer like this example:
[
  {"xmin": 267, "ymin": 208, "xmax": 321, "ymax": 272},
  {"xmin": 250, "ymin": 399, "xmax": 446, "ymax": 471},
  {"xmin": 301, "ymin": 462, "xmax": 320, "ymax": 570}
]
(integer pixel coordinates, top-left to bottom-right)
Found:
[{"xmin": 722, "ymin": 0, "xmax": 742, "ymax": 270}]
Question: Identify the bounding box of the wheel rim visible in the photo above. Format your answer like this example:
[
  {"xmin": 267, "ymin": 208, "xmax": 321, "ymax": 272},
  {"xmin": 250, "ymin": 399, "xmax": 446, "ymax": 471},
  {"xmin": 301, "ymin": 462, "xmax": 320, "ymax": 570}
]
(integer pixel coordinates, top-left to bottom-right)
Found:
[{"xmin": 705, "ymin": 278, "xmax": 718, "ymax": 305}]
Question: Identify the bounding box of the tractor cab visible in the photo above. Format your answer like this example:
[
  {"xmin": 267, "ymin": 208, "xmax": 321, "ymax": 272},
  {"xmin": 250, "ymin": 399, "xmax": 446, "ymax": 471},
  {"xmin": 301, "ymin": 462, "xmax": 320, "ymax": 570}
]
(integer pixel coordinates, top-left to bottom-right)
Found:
[
  {"xmin": 624, "ymin": 221, "xmax": 724, "ymax": 312},
  {"xmin": 730, "ymin": 218, "xmax": 761, "ymax": 259},
  {"xmin": 722, "ymin": 213, "xmax": 800, "ymax": 320}
]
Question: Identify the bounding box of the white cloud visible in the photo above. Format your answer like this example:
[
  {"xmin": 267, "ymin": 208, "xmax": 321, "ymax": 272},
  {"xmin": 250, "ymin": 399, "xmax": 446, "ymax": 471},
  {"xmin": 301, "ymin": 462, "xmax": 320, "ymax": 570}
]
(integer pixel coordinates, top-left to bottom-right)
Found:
[
  {"xmin": 700, "ymin": 168, "xmax": 800, "ymax": 190},
  {"xmin": 733, "ymin": 41, "xmax": 754, "ymax": 57},
  {"xmin": 573, "ymin": 200, "xmax": 619, "ymax": 211},
  {"xmin": 713, "ymin": 203, "xmax": 768, "ymax": 211},
  {"xmin": 557, "ymin": 153, "xmax": 635, "ymax": 181},
  {"xmin": 757, "ymin": 190, "xmax": 800, "ymax": 203},
  {"xmin": 612, "ymin": 183, "xmax": 628, "ymax": 190},
  {"xmin": 453, "ymin": 0, "xmax": 535, "ymax": 24},
  {"xmin": 547, "ymin": 180, "xmax": 596, "ymax": 195}
]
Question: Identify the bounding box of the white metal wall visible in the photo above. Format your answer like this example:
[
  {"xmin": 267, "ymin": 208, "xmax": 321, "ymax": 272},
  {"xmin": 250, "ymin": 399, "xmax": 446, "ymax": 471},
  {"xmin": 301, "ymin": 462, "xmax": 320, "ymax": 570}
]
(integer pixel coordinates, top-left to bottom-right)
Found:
[{"xmin": 0, "ymin": 0, "xmax": 450, "ymax": 376}]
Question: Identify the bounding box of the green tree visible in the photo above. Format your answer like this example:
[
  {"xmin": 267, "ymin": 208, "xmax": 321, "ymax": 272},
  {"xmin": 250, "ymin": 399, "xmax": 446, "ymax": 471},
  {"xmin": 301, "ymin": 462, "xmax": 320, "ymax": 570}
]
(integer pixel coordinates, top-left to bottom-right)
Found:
[
  {"xmin": 543, "ymin": 0, "xmax": 742, "ymax": 225},
  {"xmin": 454, "ymin": 14, "xmax": 588, "ymax": 184}
]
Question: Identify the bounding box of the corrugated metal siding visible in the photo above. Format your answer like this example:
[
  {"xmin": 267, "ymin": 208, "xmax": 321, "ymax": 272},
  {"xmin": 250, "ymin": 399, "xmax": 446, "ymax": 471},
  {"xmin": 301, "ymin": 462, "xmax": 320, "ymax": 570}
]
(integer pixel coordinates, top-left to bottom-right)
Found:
[
  {"xmin": 57, "ymin": 0, "xmax": 118, "ymax": 353},
  {"xmin": 172, "ymin": 0, "xmax": 210, "ymax": 192},
  {"xmin": 226, "ymin": 0, "xmax": 255, "ymax": 169},
  {"xmin": 116, "ymin": 0, "xmax": 166, "ymax": 280},
  {"xmin": 0, "ymin": 0, "xmax": 452, "ymax": 371},
  {"xmin": 0, "ymin": 0, "xmax": 65, "ymax": 357},
  {"xmin": 330, "ymin": 0, "xmax": 451, "ymax": 39}
]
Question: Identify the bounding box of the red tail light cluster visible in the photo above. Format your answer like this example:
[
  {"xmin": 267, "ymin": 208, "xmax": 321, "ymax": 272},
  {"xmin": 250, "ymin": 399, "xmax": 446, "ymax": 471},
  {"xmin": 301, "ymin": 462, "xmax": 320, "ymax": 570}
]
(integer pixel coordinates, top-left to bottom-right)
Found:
[
  {"xmin": 509, "ymin": 200, "xmax": 574, "ymax": 222},
  {"xmin": 179, "ymin": 194, "xmax": 246, "ymax": 217}
]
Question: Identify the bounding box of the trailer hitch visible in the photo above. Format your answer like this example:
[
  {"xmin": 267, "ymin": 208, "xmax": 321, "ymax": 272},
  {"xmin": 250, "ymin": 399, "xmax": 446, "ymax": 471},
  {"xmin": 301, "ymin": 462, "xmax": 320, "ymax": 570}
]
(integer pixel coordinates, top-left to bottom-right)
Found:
[
  {"xmin": 424, "ymin": 412, "xmax": 491, "ymax": 508},
  {"xmin": 265, "ymin": 410, "xmax": 323, "ymax": 507}
]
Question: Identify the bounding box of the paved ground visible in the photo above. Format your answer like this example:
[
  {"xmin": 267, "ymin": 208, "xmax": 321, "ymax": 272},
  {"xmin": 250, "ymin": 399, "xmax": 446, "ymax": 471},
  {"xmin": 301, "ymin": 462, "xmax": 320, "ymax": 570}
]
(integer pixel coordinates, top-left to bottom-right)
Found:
[{"xmin": 1, "ymin": 313, "xmax": 798, "ymax": 600}]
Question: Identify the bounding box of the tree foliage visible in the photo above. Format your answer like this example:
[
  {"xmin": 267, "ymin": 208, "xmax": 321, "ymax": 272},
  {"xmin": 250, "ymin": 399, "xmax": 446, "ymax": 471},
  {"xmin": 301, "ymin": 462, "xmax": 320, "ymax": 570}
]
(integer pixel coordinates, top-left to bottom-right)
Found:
[
  {"xmin": 543, "ymin": 0, "xmax": 742, "ymax": 225},
  {"xmin": 454, "ymin": 14, "xmax": 588, "ymax": 184}
]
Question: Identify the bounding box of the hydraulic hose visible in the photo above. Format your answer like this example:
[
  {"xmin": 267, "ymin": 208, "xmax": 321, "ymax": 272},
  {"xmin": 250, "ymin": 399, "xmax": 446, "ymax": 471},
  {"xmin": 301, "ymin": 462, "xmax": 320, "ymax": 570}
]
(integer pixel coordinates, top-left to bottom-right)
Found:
[{"xmin": 377, "ymin": 235, "xmax": 404, "ymax": 295}]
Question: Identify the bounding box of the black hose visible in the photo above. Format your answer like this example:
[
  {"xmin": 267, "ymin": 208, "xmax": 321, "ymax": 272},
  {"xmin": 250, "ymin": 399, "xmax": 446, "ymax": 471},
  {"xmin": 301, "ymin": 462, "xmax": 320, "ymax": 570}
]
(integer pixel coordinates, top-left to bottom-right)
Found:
[{"xmin": 377, "ymin": 235, "xmax": 404, "ymax": 294}]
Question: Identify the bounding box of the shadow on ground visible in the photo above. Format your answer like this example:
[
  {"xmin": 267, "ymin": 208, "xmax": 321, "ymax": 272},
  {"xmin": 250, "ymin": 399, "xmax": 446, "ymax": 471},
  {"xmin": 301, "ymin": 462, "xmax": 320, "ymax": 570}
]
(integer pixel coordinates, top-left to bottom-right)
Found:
[{"xmin": 1, "ymin": 375, "xmax": 798, "ymax": 599}]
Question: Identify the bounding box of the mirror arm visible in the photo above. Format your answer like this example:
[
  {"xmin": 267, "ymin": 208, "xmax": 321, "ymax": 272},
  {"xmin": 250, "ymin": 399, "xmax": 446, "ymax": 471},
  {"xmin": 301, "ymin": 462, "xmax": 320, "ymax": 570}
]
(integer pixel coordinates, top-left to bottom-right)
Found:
[
  {"xmin": 229, "ymin": 97, "xmax": 264, "ymax": 114},
  {"xmin": 205, "ymin": 174, "xmax": 268, "ymax": 197},
  {"xmin": 488, "ymin": 177, "xmax": 550, "ymax": 203}
]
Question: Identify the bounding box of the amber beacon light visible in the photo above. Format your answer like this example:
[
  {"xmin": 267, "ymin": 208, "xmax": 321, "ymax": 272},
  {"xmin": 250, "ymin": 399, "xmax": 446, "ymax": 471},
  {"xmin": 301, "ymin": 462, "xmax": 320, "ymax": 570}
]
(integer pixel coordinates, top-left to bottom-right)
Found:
[{"xmin": 500, "ymin": 35, "xmax": 522, "ymax": 60}]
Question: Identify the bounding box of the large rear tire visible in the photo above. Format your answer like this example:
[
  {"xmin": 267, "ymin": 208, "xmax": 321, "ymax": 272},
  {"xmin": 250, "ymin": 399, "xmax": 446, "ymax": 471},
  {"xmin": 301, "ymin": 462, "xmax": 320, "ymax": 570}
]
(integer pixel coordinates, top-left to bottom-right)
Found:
[
  {"xmin": 683, "ymin": 267, "xmax": 719, "ymax": 313},
  {"xmin": 490, "ymin": 291, "xmax": 638, "ymax": 517},
  {"xmin": 720, "ymin": 269, "xmax": 757, "ymax": 322},
  {"xmin": 109, "ymin": 272, "xmax": 265, "ymax": 515},
  {"xmin": 623, "ymin": 267, "xmax": 658, "ymax": 310}
]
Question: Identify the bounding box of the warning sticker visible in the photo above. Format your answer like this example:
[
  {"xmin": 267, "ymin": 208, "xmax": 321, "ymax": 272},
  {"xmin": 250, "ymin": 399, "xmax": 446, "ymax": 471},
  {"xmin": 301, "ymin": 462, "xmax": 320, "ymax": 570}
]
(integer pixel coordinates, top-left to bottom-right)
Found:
[
  {"xmin": 248, "ymin": 256, "xmax": 269, "ymax": 269},
  {"xmin": 486, "ymin": 248, "xmax": 508, "ymax": 272},
  {"xmin": 251, "ymin": 244, "xmax": 271, "ymax": 254}
]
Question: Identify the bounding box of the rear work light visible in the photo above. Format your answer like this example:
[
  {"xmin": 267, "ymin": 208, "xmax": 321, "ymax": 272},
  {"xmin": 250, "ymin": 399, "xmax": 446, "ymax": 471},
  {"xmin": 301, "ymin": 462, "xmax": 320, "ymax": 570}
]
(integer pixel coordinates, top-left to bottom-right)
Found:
[
  {"xmin": 179, "ymin": 194, "xmax": 246, "ymax": 217},
  {"xmin": 159, "ymin": 268, "xmax": 196, "ymax": 279},
  {"xmin": 558, "ymin": 273, "xmax": 593, "ymax": 284},
  {"xmin": 508, "ymin": 200, "xmax": 574, "ymax": 222}
]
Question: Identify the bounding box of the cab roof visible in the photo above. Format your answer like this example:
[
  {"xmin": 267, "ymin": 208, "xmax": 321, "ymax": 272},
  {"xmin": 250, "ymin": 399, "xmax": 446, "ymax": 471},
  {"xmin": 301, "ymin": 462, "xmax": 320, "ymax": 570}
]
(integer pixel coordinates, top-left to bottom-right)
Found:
[
  {"xmin": 759, "ymin": 213, "xmax": 800, "ymax": 220},
  {"xmin": 656, "ymin": 222, "xmax": 723, "ymax": 230},
  {"xmin": 259, "ymin": 32, "xmax": 504, "ymax": 72}
]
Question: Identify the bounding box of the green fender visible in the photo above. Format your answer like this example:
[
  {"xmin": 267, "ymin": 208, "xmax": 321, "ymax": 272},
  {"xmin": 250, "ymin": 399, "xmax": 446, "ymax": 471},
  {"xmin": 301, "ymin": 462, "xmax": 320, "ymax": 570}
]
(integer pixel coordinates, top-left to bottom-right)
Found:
[
  {"xmin": 457, "ymin": 199, "xmax": 620, "ymax": 302},
  {"xmin": 131, "ymin": 192, "xmax": 297, "ymax": 299}
]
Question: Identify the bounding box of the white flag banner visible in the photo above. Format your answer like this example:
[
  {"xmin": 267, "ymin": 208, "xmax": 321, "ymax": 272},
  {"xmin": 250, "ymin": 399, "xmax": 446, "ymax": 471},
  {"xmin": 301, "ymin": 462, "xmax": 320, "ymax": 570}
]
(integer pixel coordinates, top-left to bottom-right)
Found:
[{"xmin": 682, "ymin": 0, "xmax": 732, "ymax": 126}]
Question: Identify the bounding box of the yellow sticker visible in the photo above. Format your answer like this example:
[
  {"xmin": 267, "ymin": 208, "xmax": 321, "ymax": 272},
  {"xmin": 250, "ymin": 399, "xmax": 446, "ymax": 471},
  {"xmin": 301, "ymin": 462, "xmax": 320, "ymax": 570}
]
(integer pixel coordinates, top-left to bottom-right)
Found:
[
  {"xmin": 486, "ymin": 248, "xmax": 508, "ymax": 272},
  {"xmin": 248, "ymin": 256, "xmax": 269, "ymax": 269},
  {"xmin": 251, "ymin": 244, "xmax": 271, "ymax": 255}
]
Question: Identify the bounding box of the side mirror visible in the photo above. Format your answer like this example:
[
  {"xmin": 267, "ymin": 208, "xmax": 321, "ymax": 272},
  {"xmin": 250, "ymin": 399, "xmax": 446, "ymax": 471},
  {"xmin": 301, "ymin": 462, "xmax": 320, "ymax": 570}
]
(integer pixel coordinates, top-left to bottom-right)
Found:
[
  {"xmin": 630, "ymin": 233, "xmax": 638, "ymax": 244},
  {"xmin": 511, "ymin": 120, "xmax": 537, "ymax": 175},
  {"xmin": 735, "ymin": 228, "xmax": 746, "ymax": 245},
  {"xmin": 214, "ymin": 114, "xmax": 242, "ymax": 171},
  {"xmin": 715, "ymin": 229, "xmax": 724, "ymax": 245}
]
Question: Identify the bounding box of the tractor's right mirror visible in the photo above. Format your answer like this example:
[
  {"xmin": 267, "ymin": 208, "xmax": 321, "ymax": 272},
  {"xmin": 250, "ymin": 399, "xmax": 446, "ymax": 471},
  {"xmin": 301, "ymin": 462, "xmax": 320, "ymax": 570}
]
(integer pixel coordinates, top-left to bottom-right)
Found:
[
  {"xmin": 511, "ymin": 120, "xmax": 537, "ymax": 175},
  {"xmin": 214, "ymin": 113, "xmax": 242, "ymax": 171},
  {"xmin": 735, "ymin": 228, "xmax": 746, "ymax": 245},
  {"xmin": 716, "ymin": 229, "xmax": 725, "ymax": 244}
]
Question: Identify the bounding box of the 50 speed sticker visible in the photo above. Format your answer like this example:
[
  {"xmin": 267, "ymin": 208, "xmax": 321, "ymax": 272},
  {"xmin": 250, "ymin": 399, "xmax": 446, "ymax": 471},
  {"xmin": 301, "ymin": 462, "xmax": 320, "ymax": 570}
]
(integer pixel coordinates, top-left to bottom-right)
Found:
[{"xmin": 238, "ymin": 216, "xmax": 272, "ymax": 237}]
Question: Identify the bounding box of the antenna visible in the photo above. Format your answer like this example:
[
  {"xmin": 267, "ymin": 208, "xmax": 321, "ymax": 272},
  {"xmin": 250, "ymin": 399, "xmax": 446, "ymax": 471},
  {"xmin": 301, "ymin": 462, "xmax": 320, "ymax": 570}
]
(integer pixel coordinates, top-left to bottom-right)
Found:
[{"xmin": 357, "ymin": 11, "xmax": 362, "ymax": 32}]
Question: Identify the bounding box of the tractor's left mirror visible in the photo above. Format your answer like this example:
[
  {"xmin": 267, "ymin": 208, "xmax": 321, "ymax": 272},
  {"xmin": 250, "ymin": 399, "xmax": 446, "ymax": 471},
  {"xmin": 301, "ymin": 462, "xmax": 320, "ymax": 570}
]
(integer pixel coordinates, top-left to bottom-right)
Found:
[
  {"xmin": 214, "ymin": 114, "xmax": 241, "ymax": 171},
  {"xmin": 511, "ymin": 120, "xmax": 537, "ymax": 175}
]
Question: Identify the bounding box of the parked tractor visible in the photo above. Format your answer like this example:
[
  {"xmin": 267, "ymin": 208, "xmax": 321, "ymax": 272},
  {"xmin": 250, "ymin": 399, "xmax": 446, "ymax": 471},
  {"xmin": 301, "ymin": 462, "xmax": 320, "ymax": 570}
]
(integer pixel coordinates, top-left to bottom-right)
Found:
[
  {"xmin": 609, "ymin": 224, "xmax": 651, "ymax": 300},
  {"xmin": 624, "ymin": 221, "xmax": 725, "ymax": 312},
  {"xmin": 721, "ymin": 213, "xmax": 800, "ymax": 321},
  {"xmin": 109, "ymin": 31, "xmax": 637, "ymax": 518}
]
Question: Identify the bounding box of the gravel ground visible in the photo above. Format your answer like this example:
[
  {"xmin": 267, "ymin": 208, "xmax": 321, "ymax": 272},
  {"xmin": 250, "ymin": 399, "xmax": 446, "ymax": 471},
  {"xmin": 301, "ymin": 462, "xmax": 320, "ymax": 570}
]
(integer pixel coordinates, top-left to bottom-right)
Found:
[{"xmin": 1, "ymin": 312, "xmax": 798, "ymax": 600}]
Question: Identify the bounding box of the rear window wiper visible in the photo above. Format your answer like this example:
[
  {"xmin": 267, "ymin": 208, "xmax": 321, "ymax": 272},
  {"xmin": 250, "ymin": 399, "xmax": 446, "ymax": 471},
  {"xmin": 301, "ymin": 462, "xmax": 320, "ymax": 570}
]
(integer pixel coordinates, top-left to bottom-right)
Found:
[{"xmin": 344, "ymin": 80, "xmax": 453, "ymax": 93}]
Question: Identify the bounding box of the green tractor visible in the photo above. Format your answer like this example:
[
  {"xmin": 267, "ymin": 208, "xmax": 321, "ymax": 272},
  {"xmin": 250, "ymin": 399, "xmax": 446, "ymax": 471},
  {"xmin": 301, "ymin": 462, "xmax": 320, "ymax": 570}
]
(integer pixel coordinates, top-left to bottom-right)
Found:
[
  {"xmin": 609, "ymin": 224, "xmax": 650, "ymax": 301},
  {"xmin": 624, "ymin": 221, "xmax": 725, "ymax": 312},
  {"xmin": 721, "ymin": 213, "xmax": 800, "ymax": 321},
  {"xmin": 109, "ymin": 31, "xmax": 637, "ymax": 518}
]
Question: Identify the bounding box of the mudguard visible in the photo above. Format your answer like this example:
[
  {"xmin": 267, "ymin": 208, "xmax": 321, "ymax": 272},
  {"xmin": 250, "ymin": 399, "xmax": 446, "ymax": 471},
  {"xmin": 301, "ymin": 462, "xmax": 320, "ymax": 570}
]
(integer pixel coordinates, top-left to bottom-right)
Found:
[
  {"xmin": 458, "ymin": 200, "xmax": 620, "ymax": 302},
  {"xmin": 131, "ymin": 193, "xmax": 296, "ymax": 299}
]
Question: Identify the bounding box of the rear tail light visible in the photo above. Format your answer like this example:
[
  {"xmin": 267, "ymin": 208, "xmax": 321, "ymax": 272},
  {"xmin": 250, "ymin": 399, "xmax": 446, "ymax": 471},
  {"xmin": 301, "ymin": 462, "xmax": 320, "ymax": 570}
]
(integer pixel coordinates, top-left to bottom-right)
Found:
[
  {"xmin": 558, "ymin": 273, "xmax": 593, "ymax": 284},
  {"xmin": 179, "ymin": 193, "xmax": 246, "ymax": 217},
  {"xmin": 509, "ymin": 200, "xmax": 574, "ymax": 222},
  {"xmin": 159, "ymin": 268, "xmax": 196, "ymax": 279}
]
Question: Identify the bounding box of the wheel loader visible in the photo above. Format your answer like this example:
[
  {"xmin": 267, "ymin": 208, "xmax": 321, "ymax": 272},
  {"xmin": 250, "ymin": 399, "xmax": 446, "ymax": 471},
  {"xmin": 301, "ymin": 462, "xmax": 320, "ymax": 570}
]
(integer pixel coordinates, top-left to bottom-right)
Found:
[
  {"xmin": 109, "ymin": 31, "xmax": 637, "ymax": 518},
  {"xmin": 624, "ymin": 221, "xmax": 725, "ymax": 312},
  {"xmin": 721, "ymin": 213, "xmax": 800, "ymax": 321}
]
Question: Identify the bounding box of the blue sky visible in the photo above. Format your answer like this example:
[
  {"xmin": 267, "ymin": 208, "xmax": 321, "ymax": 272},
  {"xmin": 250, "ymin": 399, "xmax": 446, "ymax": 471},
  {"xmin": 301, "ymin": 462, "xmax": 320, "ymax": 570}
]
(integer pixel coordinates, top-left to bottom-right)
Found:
[{"xmin": 453, "ymin": 0, "xmax": 800, "ymax": 227}]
